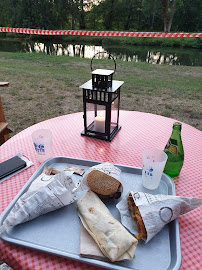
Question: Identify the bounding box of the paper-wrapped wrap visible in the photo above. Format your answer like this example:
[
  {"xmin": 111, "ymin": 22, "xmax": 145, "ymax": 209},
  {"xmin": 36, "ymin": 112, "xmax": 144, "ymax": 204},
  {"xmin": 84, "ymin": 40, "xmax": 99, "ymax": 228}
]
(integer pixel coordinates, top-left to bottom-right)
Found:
[
  {"xmin": 0, "ymin": 170, "xmax": 76, "ymax": 234},
  {"xmin": 116, "ymin": 191, "xmax": 202, "ymax": 243},
  {"xmin": 74, "ymin": 162, "xmax": 122, "ymax": 199},
  {"xmin": 77, "ymin": 190, "xmax": 138, "ymax": 262}
]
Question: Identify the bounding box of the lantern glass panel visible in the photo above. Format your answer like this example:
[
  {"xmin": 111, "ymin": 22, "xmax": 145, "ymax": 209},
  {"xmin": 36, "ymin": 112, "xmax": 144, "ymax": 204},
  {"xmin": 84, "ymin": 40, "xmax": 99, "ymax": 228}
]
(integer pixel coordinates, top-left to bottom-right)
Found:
[
  {"xmin": 111, "ymin": 98, "xmax": 118, "ymax": 132},
  {"xmin": 86, "ymin": 103, "xmax": 95, "ymax": 130},
  {"xmin": 86, "ymin": 103, "xmax": 106, "ymax": 133}
]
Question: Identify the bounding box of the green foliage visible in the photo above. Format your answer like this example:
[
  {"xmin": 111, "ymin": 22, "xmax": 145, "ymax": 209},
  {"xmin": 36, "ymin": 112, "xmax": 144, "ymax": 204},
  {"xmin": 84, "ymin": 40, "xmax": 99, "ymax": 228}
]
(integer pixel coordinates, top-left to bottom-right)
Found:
[
  {"xmin": 173, "ymin": 0, "xmax": 202, "ymax": 32},
  {"xmin": 0, "ymin": 0, "xmax": 11, "ymax": 26}
]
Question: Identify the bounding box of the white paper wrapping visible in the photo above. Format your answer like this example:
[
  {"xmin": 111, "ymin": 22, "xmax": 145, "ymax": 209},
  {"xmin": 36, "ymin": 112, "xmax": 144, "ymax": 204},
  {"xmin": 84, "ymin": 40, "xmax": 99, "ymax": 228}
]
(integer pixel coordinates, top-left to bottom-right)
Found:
[
  {"xmin": 73, "ymin": 162, "xmax": 121, "ymax": 193},
  {"xmin": 0, "ymin": 171, "xmax": 76, "ymax": 234},
  {"xmin": 116, "ymin": 191, "xmax": 202, "ymax": 243}
]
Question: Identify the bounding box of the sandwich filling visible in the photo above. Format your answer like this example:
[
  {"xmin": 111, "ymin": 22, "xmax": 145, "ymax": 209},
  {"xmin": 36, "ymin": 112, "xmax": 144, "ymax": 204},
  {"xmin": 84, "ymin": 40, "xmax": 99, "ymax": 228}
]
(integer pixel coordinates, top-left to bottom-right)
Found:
[{"xmin": 128, "ymin": 192, "xmax": 147, "ymax": 240}]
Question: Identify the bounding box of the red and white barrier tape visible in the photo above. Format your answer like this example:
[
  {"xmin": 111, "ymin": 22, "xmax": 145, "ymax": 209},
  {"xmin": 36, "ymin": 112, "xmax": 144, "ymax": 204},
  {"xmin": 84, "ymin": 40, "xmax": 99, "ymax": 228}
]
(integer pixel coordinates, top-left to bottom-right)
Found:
[{"xmin": 0, "ymin": 27, "xmax": 201, "ymax": 38}]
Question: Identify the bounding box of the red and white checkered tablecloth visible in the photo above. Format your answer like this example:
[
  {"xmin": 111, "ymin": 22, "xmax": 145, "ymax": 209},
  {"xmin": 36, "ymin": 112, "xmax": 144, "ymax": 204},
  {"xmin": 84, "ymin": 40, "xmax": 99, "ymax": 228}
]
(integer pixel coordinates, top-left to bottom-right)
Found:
[{"xmin": 0, "ymin": 111, "xmax": 201, "ymax": 270}]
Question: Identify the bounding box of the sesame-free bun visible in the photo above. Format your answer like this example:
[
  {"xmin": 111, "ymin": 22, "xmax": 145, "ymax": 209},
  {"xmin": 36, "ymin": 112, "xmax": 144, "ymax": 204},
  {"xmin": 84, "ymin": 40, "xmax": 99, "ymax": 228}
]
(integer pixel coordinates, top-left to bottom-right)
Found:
[{"xmin": 87, "ymin": 170, "xmax": 120, "ymax": 196}]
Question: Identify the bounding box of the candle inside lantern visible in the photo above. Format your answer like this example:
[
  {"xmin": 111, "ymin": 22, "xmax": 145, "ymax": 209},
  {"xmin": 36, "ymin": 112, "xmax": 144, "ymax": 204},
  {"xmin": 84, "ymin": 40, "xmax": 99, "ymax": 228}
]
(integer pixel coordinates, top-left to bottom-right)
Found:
[{"xmin": 94, "ymin": 113, "xmax": 105, "ymax": 133}]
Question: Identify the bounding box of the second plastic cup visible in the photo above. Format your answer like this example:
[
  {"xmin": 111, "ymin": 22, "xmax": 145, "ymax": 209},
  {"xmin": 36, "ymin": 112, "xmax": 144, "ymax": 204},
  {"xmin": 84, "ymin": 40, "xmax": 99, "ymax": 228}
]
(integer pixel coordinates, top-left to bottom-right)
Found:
[
  {"xmin": 142, "ymin": 149, "xmax": 168, "ymax": 190},
  {"xmin": 32, "ymin": 129, "xmax": 53, "ymax": 163}
]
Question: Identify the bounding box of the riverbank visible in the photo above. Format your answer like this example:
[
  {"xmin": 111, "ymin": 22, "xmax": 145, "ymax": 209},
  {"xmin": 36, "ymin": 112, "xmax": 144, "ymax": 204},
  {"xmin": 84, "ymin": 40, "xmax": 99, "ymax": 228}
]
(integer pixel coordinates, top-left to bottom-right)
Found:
[
  {"xmin": 62, "ymin": 35, "xmax": 202, "ymax": 49},
  {"xmin": 1, "ymin": 32, "xmax": 202, "ymax": 49},
  {"xmin": 0, "ymin": 51, "xmax": 201, "ymax": 136}
]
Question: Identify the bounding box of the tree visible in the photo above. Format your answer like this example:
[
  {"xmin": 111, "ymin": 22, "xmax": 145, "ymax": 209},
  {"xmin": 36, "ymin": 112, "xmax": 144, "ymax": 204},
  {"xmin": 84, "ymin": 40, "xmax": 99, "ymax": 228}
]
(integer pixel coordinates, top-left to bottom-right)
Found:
[
  {"xmin": 161, "ymin": 0, "xmax": 168, "ymax": 32},
  {"xmin": 168, "ymin": 0, "xmax": 176, "ymax": 32},
  {"xmin": 161, "ymin": 0, "xmax": 176, "ymax": 32},
  {"xmin": 67, "ymin": 0, "xmax": 79, "ymax": 30},
  {"xmin": 173, "ymin": 0, "xmax": 202, "ymax": 32},
  {"xmin": 99, "ymin": 0, "xmax": 115, "ymax": 30},
  {"xmin": 78, "ymin": 0, "xmax": 86, "ymax": 29},
  {"xmin": 142, "ymin": 0, "xmax": 162, "ymax": 30},
  {"xmin": 0, "ymin": 0, "xmax": 11, "ymax": 26},
  {"xmin": 85, "ymin": 0, "xmax": 102, "ymax": 29},
  {"xmin": 120, "ymin": 0, "xmax": 142, "ymax": 31}
]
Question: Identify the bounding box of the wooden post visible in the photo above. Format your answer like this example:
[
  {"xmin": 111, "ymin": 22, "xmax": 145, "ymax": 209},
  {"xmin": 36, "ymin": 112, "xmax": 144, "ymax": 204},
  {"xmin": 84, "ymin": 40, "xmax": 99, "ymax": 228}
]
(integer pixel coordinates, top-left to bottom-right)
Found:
[{"xmin": 0, "ymin": 82, "xmax": 12, "ymax": 144}]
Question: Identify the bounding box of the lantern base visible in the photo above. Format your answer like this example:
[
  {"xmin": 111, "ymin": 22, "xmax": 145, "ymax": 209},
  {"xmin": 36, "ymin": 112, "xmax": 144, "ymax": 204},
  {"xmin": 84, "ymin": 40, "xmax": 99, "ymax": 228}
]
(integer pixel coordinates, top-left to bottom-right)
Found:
[{"xmin": 81, "ymin": 125, "xmax": 121, "ymax": 142}]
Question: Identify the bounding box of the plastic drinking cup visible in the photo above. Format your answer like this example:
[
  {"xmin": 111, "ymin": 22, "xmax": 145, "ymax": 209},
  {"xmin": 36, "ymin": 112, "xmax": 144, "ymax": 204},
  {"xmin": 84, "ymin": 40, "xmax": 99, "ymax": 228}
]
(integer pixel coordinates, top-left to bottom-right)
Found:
[
  {"xmin": 142, "ymin": 149, "xmax": 168, "ymax": 190},
  {"xmin": 32, "ymin": 129, "xmax": 53, "ymax": 163}
]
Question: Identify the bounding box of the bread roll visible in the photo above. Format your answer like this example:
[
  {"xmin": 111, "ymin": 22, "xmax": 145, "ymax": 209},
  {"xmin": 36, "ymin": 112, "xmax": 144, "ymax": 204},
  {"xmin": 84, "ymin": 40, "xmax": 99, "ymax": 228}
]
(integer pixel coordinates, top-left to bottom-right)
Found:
[{"xmin": 87, "ymin": 169, "xmax": 120, "ymax": 196}]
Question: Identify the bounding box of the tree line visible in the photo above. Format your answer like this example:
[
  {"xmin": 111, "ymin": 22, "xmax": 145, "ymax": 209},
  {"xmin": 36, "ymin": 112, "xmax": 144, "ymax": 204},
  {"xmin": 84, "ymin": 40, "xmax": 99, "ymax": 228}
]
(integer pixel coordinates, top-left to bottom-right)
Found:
[{"xmin": 0, "ymin": 0, "xmax": 201, "ymax": 33}]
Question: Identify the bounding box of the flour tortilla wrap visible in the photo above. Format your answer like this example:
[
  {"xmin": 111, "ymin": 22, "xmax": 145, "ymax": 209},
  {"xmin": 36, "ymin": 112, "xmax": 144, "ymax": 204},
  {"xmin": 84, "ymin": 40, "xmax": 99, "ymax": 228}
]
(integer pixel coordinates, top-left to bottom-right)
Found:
[{"xmin": 77, "ymin": 190, "xmax": 138, "ymax": 262}]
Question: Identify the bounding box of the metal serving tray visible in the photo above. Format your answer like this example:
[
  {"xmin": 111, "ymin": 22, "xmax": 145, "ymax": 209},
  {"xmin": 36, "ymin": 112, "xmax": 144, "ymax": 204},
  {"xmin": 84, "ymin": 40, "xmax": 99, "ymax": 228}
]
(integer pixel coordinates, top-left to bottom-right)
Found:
[{"xmin": 0, "ymin": 157, "xmax": 181, "ymax": 270}]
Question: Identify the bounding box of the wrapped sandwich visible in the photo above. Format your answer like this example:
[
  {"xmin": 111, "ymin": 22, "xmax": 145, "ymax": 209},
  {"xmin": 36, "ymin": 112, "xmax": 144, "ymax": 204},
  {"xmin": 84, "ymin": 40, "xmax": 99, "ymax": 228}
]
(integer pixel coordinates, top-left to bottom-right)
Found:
[
  {"xmin": 117, "ymin": 191, "xmax": 202, "ymax": 242},
  {"xmin": 77, "ymin": 190, "xmax": 138, "ymax": 262},
  {"xmin": 74, "ymin": 162, "xmax": 123, "ymax": 199},
  {"xmin": 0, "ymin": 169, "xmax": 77, "ymax": 234}
]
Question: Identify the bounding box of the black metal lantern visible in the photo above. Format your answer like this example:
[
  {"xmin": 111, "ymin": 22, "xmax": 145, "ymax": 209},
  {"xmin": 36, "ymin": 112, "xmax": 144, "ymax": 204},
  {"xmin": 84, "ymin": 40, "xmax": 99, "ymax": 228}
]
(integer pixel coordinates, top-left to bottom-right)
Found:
[{"xmin": 80, "ymin": 52, "xmax": 124, "ymax": 141}]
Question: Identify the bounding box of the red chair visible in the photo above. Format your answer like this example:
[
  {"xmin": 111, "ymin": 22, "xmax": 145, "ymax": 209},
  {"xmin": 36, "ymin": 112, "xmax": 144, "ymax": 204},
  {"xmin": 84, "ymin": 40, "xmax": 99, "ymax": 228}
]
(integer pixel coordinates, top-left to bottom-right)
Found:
[{"xmin": 0, "ymin": 82, "xmax": 12, "ymax": 145}]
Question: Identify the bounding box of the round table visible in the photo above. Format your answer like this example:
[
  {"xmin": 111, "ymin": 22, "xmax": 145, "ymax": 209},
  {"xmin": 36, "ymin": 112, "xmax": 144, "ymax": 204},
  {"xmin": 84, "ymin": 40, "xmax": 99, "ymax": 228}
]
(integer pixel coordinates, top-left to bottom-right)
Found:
[{"xmin": 0, "ymin": 111, "xmax": 201, "ymax": 270}]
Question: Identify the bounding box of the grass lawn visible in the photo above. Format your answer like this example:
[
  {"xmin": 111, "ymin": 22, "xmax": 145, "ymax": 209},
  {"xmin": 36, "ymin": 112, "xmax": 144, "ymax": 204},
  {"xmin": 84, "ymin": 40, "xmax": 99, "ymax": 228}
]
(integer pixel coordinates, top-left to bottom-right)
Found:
[{"xmin": 0, "ymin": 51, "xmax": 201, "ymax": 136}]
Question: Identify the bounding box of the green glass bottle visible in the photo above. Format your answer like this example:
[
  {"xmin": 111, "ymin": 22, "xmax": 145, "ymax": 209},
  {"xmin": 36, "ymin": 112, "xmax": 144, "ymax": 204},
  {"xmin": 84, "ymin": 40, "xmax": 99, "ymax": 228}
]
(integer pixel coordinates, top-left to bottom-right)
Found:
[{"xmin": 164, "ymin": 122, "xmax": 184, "ymax": 177}]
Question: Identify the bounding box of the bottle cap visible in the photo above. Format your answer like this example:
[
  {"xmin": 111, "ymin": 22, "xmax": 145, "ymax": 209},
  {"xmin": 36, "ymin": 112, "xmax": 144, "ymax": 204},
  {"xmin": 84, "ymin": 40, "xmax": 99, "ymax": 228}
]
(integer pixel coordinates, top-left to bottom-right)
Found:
[{"xmin": 173, "ymin": 122, "xmax": 182, "ymax": 129}]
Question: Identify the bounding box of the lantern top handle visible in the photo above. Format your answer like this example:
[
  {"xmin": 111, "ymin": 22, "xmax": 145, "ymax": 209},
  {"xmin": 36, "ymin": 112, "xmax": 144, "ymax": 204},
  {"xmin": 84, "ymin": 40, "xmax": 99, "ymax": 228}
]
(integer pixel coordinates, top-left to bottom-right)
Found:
[{"xmin": 90, "ymin": 51, "xmax": 116, "ymax": 73}]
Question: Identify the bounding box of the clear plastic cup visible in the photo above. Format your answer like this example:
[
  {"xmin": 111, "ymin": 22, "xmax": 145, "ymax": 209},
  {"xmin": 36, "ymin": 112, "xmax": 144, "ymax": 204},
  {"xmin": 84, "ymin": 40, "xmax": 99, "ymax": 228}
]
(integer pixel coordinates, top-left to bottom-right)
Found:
[
  {"xmin": 32, "ymin": 129, "xmax": 53, "ymax": 163},
  {"xmin": 142, "ymin": 149, "xmax": 168, "ymax": 190}
]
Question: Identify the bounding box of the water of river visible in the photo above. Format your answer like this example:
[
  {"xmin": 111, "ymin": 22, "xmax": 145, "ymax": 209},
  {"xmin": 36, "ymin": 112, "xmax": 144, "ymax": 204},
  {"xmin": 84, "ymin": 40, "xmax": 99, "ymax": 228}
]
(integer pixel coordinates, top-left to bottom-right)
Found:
[{"xmin": 0, "ymin": 39, "xmax": 201, "ymax": 66}]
